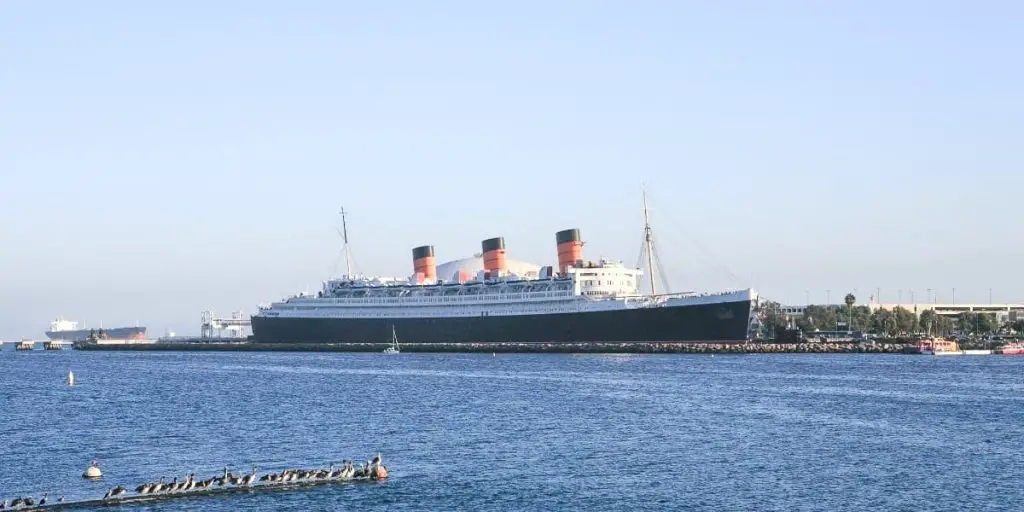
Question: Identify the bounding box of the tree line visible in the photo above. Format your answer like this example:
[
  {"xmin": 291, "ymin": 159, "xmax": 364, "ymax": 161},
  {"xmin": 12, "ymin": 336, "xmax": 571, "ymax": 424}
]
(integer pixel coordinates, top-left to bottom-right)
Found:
[{"xmin": 760, "ymin": 301, "xmax": 1022, "ymax": 338}]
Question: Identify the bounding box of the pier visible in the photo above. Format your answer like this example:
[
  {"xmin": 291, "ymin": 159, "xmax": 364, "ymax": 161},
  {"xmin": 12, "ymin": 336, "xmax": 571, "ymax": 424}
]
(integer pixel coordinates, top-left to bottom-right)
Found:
[
  {"xmin": 200, "ymin": 310, "xmax": 251, "ymax": 339},
  {"xmin": 2, "ymin": 340, "xmax": 74, "ymax": 351}
]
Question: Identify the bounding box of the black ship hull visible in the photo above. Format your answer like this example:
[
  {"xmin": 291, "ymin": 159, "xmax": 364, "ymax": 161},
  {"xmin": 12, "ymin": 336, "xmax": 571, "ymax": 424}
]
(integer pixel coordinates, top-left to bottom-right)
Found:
[{"xmin": 251, "ymin": 299, "xmax": 752, "ymax": 344}]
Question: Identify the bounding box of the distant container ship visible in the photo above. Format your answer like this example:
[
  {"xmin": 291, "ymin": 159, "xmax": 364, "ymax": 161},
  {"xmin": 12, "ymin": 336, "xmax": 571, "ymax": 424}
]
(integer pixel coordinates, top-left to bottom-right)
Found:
[
  {"xmin": 252, "ymin": 196, "xmax": 759, "ymax": 345},
  {"xmin": 45, "ymin": 318, "xmax": 146, "ymax": 341}
]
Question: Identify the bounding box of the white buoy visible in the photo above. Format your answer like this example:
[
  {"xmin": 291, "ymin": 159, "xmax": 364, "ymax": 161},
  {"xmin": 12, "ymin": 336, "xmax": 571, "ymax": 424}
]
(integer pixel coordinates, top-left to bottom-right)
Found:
[
  {"xmin": 68, "ymin": 369, "xmax": 75, "ymax": 386},
  {"xmin": 83, "ymin": 460, "xmax": 102, "ymax": 479}
]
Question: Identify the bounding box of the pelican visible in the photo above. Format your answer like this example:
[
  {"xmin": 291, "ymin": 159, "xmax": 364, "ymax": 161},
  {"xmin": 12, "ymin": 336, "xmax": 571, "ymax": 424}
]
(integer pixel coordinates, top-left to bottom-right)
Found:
[
  {"xmin": 214, "ymin": 467, "xmax": 230, "ymax": 486},
  {"xmin": 241, "ymin": 466, "xmax": 258, "ymax": 487}
]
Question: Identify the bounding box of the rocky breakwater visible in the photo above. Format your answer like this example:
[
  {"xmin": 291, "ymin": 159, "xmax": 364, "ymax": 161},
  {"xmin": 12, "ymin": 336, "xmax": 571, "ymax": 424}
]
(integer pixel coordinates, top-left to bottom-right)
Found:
[
  {"xmin": 394, "ymin": 341, "xmax": 910, "ymax": 354},
  {"xmin": 75, "ymin": 340, "xmax": 911, "ymax": 354}
]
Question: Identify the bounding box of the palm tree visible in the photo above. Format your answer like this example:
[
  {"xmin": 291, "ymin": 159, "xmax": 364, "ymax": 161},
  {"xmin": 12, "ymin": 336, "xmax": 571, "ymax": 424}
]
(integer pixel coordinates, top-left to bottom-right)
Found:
[{"xmin": 844, "ymin": 293, "xmax": 856, "ymax": 331}]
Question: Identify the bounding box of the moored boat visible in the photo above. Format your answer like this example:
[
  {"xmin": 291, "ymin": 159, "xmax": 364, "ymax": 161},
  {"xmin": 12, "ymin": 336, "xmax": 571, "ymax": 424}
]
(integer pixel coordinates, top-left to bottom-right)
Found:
[
  {"xmin": 912, "ymin": 338, "xmax": 961, "ymax": 355},
  {"xmin": 997, "ymin": 341, "xmax": 1024, "ymax": 355}
]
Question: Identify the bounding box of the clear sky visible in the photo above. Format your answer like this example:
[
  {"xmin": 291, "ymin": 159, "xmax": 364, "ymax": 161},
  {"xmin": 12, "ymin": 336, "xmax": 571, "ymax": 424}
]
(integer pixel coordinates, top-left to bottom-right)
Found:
[{"xmin": 1, "ymin": 1, "xmax": 1022, "ymax": 338}]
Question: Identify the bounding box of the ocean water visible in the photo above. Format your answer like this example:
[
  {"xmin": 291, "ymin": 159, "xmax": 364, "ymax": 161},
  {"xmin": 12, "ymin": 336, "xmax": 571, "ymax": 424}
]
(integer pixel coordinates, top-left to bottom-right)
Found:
[{"xmin": 0, "ymin": 349, "xmax": 1021, "ymax": 511}]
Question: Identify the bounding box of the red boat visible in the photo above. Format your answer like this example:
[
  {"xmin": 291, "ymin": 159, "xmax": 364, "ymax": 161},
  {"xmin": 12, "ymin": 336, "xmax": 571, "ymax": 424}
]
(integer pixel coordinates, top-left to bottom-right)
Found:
[{"xmin": 998, "ymin": 342, "xmax": 1024, "ymax": 355}]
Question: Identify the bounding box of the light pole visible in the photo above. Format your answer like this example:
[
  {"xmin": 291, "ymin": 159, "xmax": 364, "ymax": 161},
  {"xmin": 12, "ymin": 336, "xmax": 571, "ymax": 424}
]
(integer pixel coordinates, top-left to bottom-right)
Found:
[
  {"xmin": 826, "ymin": 289, "xmax": 831, "ymax": 332},
  {"xmin": 953, "ymin": 288, "xmax": 956, "ymax": 304}
]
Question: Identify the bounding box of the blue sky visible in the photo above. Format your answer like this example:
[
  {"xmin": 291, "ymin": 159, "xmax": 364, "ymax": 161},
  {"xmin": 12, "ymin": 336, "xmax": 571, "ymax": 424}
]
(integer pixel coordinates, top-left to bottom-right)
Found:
[{"xmin": 1, "ymin": 1, "xmax": 1021, "ymax": 338}]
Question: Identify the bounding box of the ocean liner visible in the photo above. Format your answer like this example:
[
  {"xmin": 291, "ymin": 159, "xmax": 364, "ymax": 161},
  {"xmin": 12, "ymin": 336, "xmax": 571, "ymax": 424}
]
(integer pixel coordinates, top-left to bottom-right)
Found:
[
  {"xmin": 45, "ymin": 318, "xmax": 147, "ymax": 341},
  {"xmin": 251, "ymin": 196, "xmax": 759, "ymax": 344}
]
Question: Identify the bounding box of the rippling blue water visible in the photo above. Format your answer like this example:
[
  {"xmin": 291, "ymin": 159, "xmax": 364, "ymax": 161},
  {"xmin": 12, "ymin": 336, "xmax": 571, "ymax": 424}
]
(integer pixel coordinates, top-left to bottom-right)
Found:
[{"xmin": 1, "ymin": 348, "xmax": 1021, "ymax": 511}]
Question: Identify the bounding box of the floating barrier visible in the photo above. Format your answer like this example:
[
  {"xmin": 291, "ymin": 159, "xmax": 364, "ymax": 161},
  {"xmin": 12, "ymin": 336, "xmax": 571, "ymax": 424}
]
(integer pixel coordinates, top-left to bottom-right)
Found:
[{"xmin": 7, "ymin": 460, "xmax": 388, "ymax": 511}]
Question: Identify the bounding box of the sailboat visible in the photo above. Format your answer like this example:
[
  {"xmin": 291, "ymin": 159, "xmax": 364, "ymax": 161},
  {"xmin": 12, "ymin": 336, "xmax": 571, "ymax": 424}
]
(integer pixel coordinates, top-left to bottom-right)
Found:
[
  {"xmin": 67, "ymin": 369, "xmax": 75, "ymax": 386},
  {"xmin": 383, "ymin": 326, "xmax": 400, "ymax": 354}
]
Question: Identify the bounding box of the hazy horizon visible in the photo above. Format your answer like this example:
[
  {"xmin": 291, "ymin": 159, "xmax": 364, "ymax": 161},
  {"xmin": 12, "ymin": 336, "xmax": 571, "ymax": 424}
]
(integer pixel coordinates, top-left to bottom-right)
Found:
[{"xmin": 2, "ymin": 1, "xmax": 1022, "ymax": 339}]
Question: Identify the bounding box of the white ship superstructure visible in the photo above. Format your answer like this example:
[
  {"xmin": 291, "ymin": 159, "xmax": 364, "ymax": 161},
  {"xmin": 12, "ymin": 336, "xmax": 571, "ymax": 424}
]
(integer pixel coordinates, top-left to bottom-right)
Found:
[
  {"xmin": 50, "ymin": 318, "xmax": 80, "ymax": 332},
  {"xmin": 261, "ymin": 258, "xmax": 752, "ymax": 320}
]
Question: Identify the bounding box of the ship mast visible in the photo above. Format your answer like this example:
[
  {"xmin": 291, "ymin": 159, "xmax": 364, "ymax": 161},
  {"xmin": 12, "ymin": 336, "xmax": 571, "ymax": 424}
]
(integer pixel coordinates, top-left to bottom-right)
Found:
[
  {"xmin": 642, "ymin": 185, "xmax": 656, "ymax": 296},
  {"xmin": 339, "ymin": 207, "xmax": 353, "ymax": 278}
]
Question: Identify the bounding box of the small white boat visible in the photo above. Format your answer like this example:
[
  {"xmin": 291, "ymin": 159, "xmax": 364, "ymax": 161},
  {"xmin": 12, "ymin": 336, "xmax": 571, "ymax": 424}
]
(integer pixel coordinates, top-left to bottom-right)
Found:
[
  {"xmin": 383, "ymin": 326, "xmax": 400, "ymax": 354},
  {"xmin": 961, "ymin": 349, "xmax": 993, "ymax": 355},
  {"xmin": 68, "ymin": 369, "xmax": 75, "ymax": 386}
]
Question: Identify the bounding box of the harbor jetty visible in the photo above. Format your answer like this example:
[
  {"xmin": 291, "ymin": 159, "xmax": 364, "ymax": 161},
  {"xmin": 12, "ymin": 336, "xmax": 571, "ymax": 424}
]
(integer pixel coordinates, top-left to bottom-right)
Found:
[{"xmin": 75, "ymin": 340, "xmax": 912, "ymax": 354}]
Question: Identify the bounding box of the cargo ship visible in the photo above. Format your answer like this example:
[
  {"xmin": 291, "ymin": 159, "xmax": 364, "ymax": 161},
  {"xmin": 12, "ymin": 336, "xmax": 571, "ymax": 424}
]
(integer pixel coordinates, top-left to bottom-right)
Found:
[
  {"xmin": 251, "ymin": 198, "xmax": 759, "ymax": 345},
  {"xmin": 45, "ymin": 318, "xmax": 147, "ymax": 342}
]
